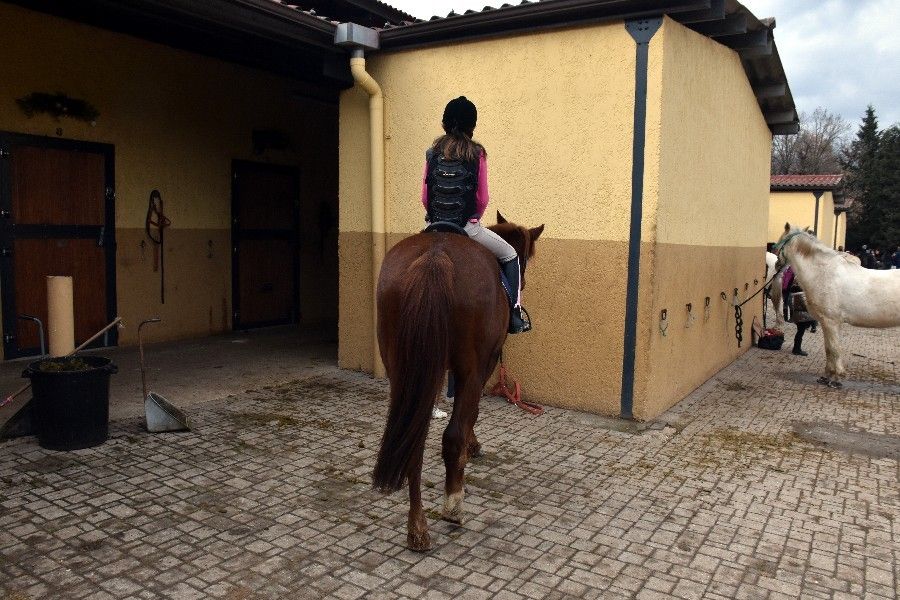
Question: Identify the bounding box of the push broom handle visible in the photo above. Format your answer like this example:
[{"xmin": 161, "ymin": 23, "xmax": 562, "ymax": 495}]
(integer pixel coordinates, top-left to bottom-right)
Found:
[{"xmin": 1, "ymin": 317, "xmax": 123, "ymax": 407}]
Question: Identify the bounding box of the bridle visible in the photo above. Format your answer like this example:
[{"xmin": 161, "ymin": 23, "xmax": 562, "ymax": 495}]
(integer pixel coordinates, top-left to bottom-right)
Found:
[{"xmin": 773, "ymin": 230, "xmax": 805, "ymax": 261}]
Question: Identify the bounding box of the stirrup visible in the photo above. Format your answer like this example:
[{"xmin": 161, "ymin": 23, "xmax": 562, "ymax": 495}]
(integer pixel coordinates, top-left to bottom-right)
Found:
[{"xmin": 509, "ymin": 306, "xmax": 532, "ymax": 334}]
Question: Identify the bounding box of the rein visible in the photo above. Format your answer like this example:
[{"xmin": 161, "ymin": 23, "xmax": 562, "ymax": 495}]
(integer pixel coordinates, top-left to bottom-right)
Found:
[{"xmin": 732, "ymin": 262, "xmax": 786, "ymax": 348}]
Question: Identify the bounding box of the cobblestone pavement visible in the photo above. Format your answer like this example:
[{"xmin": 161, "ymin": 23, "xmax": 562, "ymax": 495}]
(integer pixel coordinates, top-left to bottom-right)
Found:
[{"xmin": 2, "ymin": 324, "xmax": 898, "ymax": 599}]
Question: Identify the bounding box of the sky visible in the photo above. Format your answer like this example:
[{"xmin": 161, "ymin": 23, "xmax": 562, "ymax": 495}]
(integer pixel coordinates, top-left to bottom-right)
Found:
[{"xmin": 385, "ymin": 0, "xmax": 900, "ymax": 130}]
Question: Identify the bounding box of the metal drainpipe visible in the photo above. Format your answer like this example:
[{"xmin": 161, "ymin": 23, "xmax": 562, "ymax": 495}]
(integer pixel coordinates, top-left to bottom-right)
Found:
[{"xmin": 336, "ymin": 24, "xmax": 386, "ymax": 378}]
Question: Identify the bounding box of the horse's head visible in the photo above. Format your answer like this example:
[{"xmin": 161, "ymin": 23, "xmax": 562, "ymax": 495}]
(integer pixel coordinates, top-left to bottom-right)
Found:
[
  {"xmin": 776, "ymin": 222, "xmax": 830, "ymax": 265},
  {"xmin": 489, "ymin": 211, "xmax": 545, "ymax": 289}
]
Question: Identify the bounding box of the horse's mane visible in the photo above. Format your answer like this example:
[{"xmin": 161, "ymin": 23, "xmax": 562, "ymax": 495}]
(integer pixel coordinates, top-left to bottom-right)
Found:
[
  {"xmin": 489, "ymin": 222, "xmax": 538, "ymax": 260},
  {"xmin": 785, "ymin": 227, "xmax": 839, "ymax": 261}
]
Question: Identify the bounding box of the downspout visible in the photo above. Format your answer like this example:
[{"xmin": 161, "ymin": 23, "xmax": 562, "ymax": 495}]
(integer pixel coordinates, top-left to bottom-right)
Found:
[
  {"xmin": 620, "ymin": 17, "xmax": 663, "ymax": 420},
  {"xmin": 335, "ymin": 24, "xmax": 386, "ymax": 378},
  {"xmin": 812, "ymin": 190, "xmax": 823, "ymax": 238}
]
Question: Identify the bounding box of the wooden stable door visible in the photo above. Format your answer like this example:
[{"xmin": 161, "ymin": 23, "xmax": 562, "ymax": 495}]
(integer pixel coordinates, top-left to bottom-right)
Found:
[
  {"xmin": 231, "ymin": 161, "xmax": 299, "ymax": 329},
  {"xmin": 0, "ymin": 133, "xmax": 116, "ymax": 358}
]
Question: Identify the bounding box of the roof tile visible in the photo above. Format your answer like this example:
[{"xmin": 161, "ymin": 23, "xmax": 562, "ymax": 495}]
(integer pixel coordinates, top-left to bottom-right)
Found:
[{"xmin": 771, "ymin": 174, "xmax": 843, "ymax": 190}]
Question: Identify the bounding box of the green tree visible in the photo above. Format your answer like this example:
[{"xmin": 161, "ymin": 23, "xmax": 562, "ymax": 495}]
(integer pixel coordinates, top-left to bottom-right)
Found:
[
  {"xmin": 843, "ymin": 106, "xmax": 881, "ymax": 248},
  {"xmin": 865, "ymin": 125, "xmax": 900, "ymax": 250}
]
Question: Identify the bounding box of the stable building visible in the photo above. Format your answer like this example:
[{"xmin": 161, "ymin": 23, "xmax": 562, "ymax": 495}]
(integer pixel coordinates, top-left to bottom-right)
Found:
[
  {"xmin": 0, "ymin": 0, "xmax": 798, "ymax": 421},
  {"xmin": 769, "ymin": 174, "xmax": 848, "ymax": 250},
  {"xmin": 339, "ymin": 2, "xmax": 797, "ymax": 419}
]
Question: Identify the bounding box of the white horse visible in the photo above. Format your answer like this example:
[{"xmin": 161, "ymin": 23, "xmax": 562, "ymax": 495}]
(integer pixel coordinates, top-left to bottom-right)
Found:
[
  {"xmin": 775, "ymin": 223, "xmax": 900, "ymax": 387},
  {"xmin": 765, "ymin": 251, "xmax": 784, "ymax": 326}
]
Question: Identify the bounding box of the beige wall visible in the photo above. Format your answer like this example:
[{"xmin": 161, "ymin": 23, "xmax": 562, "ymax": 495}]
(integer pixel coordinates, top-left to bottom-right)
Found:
[
  {"xmin": 339, "ymin": 22, "xmax": 638, "ymax": 413},
  {"xmin": 834, "ymin": 211, "xmax": 847, "ymax": 249},
  {"xmin": 768, "ymin": 190, "xmax": 837, "ymax": 245},
  {"xmin": 339, "ymin": 18, "xmax": 773, "ymax": 419},
  {"xmin": 635, "ymin": 18, "xmax": 772, "ymax": 419},
  {"xmin": 0, "ymin": 4, "xmax": 338, "ymax": 354}
]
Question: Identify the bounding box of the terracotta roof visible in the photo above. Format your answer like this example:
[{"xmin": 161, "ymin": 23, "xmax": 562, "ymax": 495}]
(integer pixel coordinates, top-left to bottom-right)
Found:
[{"xmin": 770, "ymin": 174, "xmax": 844, "ymax": 191}]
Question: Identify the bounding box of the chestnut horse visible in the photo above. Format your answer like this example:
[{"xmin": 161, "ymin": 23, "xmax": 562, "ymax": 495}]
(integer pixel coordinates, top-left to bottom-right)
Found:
[{"xmin": 372, "ymin": 212, "xmax": 544, "ymax": 551}]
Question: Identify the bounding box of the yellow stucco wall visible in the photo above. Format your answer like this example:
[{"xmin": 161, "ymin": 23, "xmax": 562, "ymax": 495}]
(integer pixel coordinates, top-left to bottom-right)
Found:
[
  {"xmin": 635, "ymin": 18, "xmax": 772, "ymax": 419},
  {"xmin": 834, "ymin": 212, "xmax": 847, "ymax": 249},
  {"xmin": 0, "ymin": 3, "xmax": 338, "ymax": 354},
  {"xmin": 340, "ymin": 17, "xmax": 773, "ymax": 420},
  {"xmin": 768, "ymin": 190, "xmax": 837, "ymax": 245},
  {"xmin": 339, "ymin": 22, "xmax": 638, "ymax": 413}
]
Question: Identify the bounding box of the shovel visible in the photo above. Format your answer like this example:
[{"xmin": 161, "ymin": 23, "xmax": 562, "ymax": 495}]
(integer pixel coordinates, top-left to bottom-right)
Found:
[{"xmin": 139, "ymin": 318, "xmax": 191, "ymax": 433}]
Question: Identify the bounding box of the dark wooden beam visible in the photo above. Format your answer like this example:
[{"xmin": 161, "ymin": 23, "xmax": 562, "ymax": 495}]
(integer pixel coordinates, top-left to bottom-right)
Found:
[
  {"xmin": 754, "ymin": 83, "xmax": 787, "ymax": 100},
  {"xmin": 739, "ymin": 40, "xmax": 773, "ymax": 58},
  {"xmin": 689, "ymin": 13, "xmax": 748, "ymax": 36},
  {"xmin": 770, "ymin": 123, "xmax": 800, "ymax": 135},
  {"xmin": 766, "ymin": 110, "xmax": 798, "ymax": 125},
  {"xmin": 673, "ymin": 0, "xmax": 724, "ymax": 24},
  {"xmin": 718, "ymin": 28, "xmax": 769, "ymax": 50}
]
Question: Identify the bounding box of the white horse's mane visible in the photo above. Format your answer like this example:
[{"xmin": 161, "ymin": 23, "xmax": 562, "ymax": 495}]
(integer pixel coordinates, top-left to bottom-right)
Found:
[{"xmin": 785, "ymin": 228, "xmax": 838, "ymax": 259}]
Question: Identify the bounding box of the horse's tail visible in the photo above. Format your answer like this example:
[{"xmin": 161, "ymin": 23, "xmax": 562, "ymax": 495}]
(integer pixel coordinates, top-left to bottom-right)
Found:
[{"xmin": 372, "ymin": 250, "xmax": 453, "ymax": 493}]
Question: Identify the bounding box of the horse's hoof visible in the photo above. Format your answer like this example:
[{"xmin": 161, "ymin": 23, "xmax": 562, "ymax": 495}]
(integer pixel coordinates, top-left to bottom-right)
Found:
[
  {"xmin": 817, "ymin": 376, "xmax": 831, "ymax": 386},
  {"xmin": 827, "ymin": 380, "xmax": 843, "ymax": 389},
  {"xmin": 470, "ymin": 442, "xmax": 483, "ymax": 459},
  {"xmin": 441, "ymin": 512, "xmax": 462, "ymax": 525},
  {"xmin": 407, "ymin": 530, "xmax": 432, "ymax": 552}
]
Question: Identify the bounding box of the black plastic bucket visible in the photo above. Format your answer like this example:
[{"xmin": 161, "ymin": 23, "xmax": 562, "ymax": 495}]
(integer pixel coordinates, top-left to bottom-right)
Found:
[{"xmin": 23, "ymin": 356, "xmax": 117, "ymax": 451}]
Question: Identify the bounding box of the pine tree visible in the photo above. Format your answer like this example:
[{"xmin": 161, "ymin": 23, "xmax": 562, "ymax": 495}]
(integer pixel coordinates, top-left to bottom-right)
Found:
[
  {"xmin": 843, "ymin": 106, "xmax": 881, "ymax": 248},
  {"xmin": 866, "ymin": 125, "xmax": 900, "ymax": 250}
]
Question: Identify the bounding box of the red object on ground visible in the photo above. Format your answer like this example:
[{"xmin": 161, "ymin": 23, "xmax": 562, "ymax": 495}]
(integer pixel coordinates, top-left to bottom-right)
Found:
[{"xmin": 491, "ymin": 363, "xmax": 543, "ymax": 415}]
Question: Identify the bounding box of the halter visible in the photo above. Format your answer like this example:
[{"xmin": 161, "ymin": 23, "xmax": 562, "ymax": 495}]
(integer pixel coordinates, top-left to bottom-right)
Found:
[{"xmin": 773, "ymin": 231, "xmax": 805, "ymax": 260}]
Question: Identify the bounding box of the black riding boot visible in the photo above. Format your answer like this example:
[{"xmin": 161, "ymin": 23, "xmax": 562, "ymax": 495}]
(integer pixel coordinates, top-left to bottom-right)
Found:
[
  {"xmin": 792, "ymin": 321, "xmax": 810, "ymax": 356},
  {"xmin": 500, "ymin": 258, "xmax": 530, "ymax": 334}
]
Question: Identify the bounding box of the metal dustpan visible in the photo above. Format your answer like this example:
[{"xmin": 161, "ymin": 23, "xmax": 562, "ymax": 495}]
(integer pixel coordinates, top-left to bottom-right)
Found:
[
  {"xmin": 140, "ymin": 318, "xmax": 191, "ymax": 433},
  {"xmin": 145, "ymin": 392, "xmax": 191, "ymax": 433}
]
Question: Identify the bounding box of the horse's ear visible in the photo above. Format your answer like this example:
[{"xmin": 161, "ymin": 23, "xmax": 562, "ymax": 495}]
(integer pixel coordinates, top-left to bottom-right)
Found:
[
  {"xmin": 529, "ymin": 224, "xmax": 545, "ymax": 242},
  {"xmin": 496, "ymin": 211, "xmax": 508, "ymax": 224},
  {"xmin": 784, "ymin": 222, "xmax": 791, "ymax": 232}
]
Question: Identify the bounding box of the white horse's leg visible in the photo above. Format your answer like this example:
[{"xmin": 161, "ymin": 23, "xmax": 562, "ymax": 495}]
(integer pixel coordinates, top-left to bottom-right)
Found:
[
  {"xmin": 769, "ymin": 276, "xmax": 784, "ymax": 327},
  {"xmin": 819, "ymin": 319, "xmax": 843, "ymax": 387}
]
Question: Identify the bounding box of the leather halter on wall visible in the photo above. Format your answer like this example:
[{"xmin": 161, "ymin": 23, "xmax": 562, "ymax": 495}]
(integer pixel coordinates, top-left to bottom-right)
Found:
[{"xmin": 145, "ymin": 190, "xmax": 171, "ymax": 304}]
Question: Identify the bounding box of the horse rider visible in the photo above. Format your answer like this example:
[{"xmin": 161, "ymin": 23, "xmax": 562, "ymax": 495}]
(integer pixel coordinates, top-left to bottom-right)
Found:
[{"xmin": 421, "ymin": 96, "xmax": 530, "ymax": 334}]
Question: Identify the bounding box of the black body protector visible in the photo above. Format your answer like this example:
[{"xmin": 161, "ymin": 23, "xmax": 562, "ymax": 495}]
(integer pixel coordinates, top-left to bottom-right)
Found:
[{"xmin": 425, "ymin": 149, "xmax": 479, "ymax": 228}]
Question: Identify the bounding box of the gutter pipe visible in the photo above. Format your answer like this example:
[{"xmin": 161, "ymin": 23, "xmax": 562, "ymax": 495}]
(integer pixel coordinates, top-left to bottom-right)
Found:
[{"xmin": 336, "ymin": 24, "xmax": 386, "ymax": 378}]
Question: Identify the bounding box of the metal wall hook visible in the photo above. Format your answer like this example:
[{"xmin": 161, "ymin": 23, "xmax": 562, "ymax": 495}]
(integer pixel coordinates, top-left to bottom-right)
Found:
[
  {"xmin": 685, "ymin": 303, "xmax": 695, "ymax": 328},
  {"xmin": 659, "ymin": 309, "xmax": 668, "ymax": 337},
  {"xmin": 704, "ymin": 296, "xmax": 711, "ymax": 321}
]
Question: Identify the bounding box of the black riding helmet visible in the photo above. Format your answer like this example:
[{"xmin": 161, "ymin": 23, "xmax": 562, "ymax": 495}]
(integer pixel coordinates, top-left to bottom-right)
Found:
[{"xmin": 442, "ymin": 96, "xmax": 477, "ymax": 134}]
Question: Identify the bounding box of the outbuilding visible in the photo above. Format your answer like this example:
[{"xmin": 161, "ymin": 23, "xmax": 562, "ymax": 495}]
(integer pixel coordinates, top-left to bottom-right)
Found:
[
  {"xmin": 0, "ymin": 0, "xmax": 797, "ymax": 421},
  {"xmin": 338, "ymin": 1, "xmax": 798, "ymax": 419},
  {"xmin": 769, "ymin": 174, "xmax": 848, "ymax": 250}
]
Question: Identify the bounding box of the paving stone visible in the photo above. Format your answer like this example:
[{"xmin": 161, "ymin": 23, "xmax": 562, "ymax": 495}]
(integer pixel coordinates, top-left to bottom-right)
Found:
[{"xmin": 1, "ymin": 323, "xmax": 897, "ymax": 598}]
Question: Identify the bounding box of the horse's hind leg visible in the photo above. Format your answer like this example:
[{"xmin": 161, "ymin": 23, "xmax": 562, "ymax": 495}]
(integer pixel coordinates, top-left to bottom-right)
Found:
[
  {"xmin": 441, "ymin": 372, "xmax": 480, "ymax": 524},
  {"xmin": 820, "ymin": 319, "xmax": 844, "ymax": 387},
  {"xmin": 406, "ymin": 454, "xmax": 431, "ymax": 552}
]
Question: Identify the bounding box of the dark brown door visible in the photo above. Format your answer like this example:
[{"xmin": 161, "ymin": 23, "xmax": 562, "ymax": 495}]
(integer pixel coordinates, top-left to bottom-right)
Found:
[
  {"xmin": 0, "ymin": 133, "xmax": 116, "ymax": 359},
  {"xmin": 231, "ymin": 161, "xmax": 299, "ymax": 329}
]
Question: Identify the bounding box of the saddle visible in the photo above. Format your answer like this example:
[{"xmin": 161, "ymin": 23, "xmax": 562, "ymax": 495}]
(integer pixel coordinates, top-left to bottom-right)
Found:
[
  {"xmin": 422, "ymin": 221, "xmax": 517, "ymax": 309},
  {"xmin": 423, "ymin": 221, "xmax": 467, "ymax": 236}
]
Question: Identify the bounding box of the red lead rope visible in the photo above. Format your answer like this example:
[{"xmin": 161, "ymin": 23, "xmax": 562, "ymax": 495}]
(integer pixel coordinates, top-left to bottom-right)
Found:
[{"xmin": 490, "ymin": 362, "xmax": 544, "ymax": 415}]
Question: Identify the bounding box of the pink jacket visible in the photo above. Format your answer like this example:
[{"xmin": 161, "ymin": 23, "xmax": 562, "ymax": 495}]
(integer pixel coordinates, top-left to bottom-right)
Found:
[{"xmin": 421, "ymin": 152, "xmax": 489, "ymax": 222}]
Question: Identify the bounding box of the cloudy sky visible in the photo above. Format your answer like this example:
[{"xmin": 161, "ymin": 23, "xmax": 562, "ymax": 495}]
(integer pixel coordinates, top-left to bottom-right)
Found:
[{"xmin": 386, "ymin": 0, "xmax": 900, "ymax": 129}]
